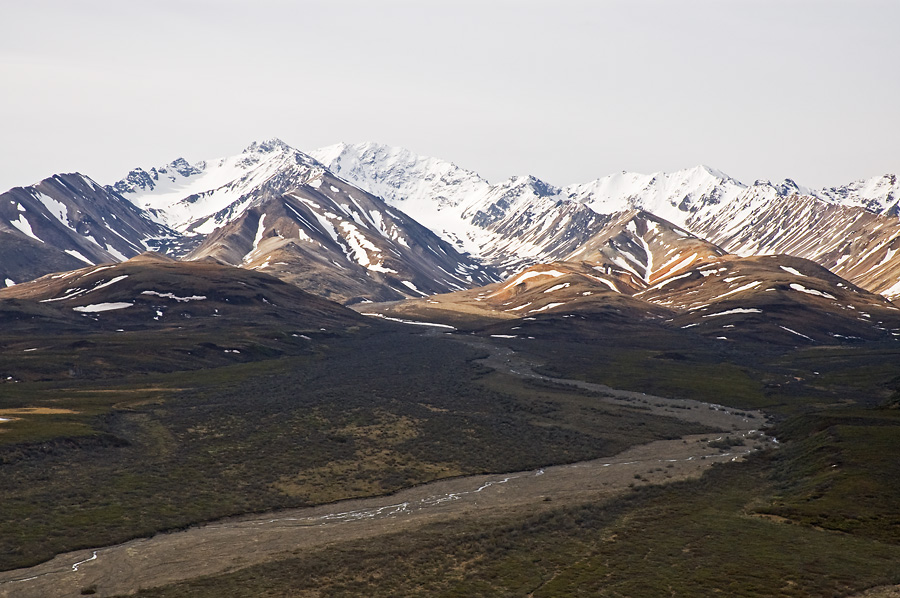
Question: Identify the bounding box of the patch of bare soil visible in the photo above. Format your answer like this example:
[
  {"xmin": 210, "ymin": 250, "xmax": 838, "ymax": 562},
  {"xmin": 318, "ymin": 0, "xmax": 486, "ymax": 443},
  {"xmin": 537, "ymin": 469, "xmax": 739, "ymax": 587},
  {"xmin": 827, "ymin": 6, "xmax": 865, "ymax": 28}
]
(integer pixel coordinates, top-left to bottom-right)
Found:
[
  {"xmin": 0, "ymin": 408, "xmax": 78, "ymax": 416},
  {"xmin": 851, "ymin": 586, "xmax": 900, "ymax": 598}
]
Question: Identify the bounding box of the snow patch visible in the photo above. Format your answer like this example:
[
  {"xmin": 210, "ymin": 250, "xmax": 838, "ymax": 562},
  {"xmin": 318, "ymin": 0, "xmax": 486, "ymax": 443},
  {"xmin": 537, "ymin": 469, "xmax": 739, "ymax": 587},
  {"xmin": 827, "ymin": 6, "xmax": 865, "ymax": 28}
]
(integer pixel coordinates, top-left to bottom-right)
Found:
[
  {"xmin": 544, "ymin": 283, "xmax": 570, "ymax": 293},
  {"xmin": 73, "ymin": 302, "xmax": 133, "ymax": 312},
  {"xmin": 780, "ymin": 266, "xmax": 806, "ymax": 277},
  {"xmin": 714, "ymin": 281, "xmax": 762, "ymax": 300},
  {"xmin": 530, "ymin": 302, "xmax": 565, "ymax": 313},
  {"xmin": 141, "ymin": 291, "xmax": 207, "ymax": 302},
  {"xmin": 65, "ymin": 249, "xmax": 93, "ymax": 265},
  {"xmin": 253, "ymin": 214, "xmax": 267, "ymax": 250},
  {"xmin": 10, "ymin": 214, "xmax": 42, "ymax": 242},
  {"xmin": 105, "ymin": 245, "xmax": 129, "ymax": 261},
  {"xmin": 701, "ymin": 308, "xmax": 762, "ymax": 318},
  {"xmin": 90, "ymin": 275, "xmax": 129, "ymax": 293},
  {"xmin": 789, "ymin": 283, "xmax": 835, "ymax": 299},
  {"xmin": 361, "ymin": 313, "xmax": 456, "ymax": 329},
  {"xmin": 780, "ymin": 326, "xmax": 814, "ymax": 341},
  {"xmin": 36, "ymin": 192, "xmax": 70, "ymax": 227},
  {"xmin": 881, "ymin": 279, "xmax": 900, "ymax": 299}
]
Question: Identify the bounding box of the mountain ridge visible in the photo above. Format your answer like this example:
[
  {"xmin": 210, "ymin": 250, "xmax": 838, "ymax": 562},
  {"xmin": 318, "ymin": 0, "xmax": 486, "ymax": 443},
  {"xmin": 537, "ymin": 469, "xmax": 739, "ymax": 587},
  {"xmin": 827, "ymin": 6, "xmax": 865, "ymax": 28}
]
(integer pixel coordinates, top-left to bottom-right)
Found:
[{"xmin": 3, "ymin": 138, "xmax": 898, "ymax": 310}]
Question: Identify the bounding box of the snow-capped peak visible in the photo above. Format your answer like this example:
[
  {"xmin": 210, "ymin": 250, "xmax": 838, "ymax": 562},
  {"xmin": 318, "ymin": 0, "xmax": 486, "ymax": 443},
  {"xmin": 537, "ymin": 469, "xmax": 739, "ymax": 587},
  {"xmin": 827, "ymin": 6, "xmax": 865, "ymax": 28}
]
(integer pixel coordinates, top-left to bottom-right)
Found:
[
  {"xmin": 818, "ymin": 173, "xmax": 900, "ymax": 215},
  {"xmin": 311, "ymin": 141, "xmax": 495, "ymax": 254},
  {"xmin": 563, "ymin": 165, "xmax": 748, "ymax": 229},
  {"xmin": 110, "ymin": 140, "xmax": 324, "ymax": 233},
  {"xmin": 242, "ymin": 138, "xmax": 296, "ymax": 155}
]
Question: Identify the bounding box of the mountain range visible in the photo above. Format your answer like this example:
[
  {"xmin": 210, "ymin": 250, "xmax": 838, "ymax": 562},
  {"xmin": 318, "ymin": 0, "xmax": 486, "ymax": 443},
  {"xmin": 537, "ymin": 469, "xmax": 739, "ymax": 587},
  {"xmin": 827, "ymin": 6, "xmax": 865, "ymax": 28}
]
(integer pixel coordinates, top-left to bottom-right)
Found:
[
  {"xmin": 315, "ymin": 142, "xmax": 900, "ymax": 298},
  {"xmin": 1, "ymin": 138, "xmax": 898, "ymax": 345}
]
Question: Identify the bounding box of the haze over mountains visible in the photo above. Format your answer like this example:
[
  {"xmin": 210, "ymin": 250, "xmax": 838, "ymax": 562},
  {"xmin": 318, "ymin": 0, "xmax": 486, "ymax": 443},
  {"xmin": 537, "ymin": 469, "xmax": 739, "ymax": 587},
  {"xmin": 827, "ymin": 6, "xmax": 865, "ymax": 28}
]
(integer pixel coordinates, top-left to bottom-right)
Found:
[{"xmin": 1, "ymin": 137, "xmax": 899, "ymax": 345}]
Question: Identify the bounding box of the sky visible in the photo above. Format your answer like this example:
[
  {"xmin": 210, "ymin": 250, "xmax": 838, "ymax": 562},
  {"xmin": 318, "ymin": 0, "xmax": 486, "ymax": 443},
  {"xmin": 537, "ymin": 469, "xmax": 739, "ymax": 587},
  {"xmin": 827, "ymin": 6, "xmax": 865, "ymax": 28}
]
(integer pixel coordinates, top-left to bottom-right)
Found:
[{"xmin": 2, "ymin": 0, "xmax": 898, "ymax": 193}]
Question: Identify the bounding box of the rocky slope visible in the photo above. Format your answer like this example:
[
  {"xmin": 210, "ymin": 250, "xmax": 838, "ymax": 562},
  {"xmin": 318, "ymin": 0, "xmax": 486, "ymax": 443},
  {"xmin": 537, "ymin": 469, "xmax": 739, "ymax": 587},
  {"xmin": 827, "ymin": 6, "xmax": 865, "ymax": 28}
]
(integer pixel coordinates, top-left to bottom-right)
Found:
[{"xmin": 185, "ymin": 170, "xmax": 497, "ymax": 303}]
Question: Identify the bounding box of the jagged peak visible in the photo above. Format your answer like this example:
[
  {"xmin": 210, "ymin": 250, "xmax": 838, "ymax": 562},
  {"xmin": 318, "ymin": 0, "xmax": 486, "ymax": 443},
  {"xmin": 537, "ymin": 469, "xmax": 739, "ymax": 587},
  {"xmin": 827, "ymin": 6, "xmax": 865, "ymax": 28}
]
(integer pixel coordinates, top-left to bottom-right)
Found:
[
  {"xmin": 313, "ymin": 141, "xmax": 484, "ymax": 181},
  {"xmin": 242, "ymin": 138, "xmax": 294, "ymax": 155},
  {"xmin": 497, "ymin": 174, "xmax": 559, "ymax": 195}
]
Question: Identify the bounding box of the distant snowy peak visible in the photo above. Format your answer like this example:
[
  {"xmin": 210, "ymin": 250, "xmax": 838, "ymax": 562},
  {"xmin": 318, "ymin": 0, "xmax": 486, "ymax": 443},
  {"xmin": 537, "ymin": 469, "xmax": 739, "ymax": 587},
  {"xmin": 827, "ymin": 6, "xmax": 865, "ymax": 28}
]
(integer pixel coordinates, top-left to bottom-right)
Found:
[
  {"xmin": 563, "ymin": 165, "xmax": 748, "ymax": 229},
  {"xmin": 818, "ymin": 174, "xmax": 900, "ymax": 215},
  {"xmin": 110, "ymin": 138, "xmax": 324, "ymax": 233},
  {"xmin": 314, "ymin": 142, "xmax": 749, "ymax": 272},
  {"xmin": 109, "ymin": 157, "xmax": 204, "ymax": 196},
  {"xmin": 311, "ymin": 141, "xmax": 497, "ymax": 252},
  {"xmin": 311, "ymin": 141, "xmax": 491, "ymax": 210}
]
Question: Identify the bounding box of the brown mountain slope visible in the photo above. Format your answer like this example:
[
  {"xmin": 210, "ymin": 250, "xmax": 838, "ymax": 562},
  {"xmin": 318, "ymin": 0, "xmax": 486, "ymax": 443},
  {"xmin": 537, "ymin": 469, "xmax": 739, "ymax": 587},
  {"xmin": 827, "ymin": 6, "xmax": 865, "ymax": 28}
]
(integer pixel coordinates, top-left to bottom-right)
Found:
[
  {"xmin": 691, "ymin": 192, "xmax": 900, "ymax": 300},
  {"xmin": 641, "ymin": 254, "xmax": 900, "ymax": 344},
  {"xmin": 566, "ymin": 209, "xmax": 725, "ymax": 286},
  {"xmin": 0, "ymin": 253, "xmax": 371, "ymax": 380},
  {"xmin": 361, "ymin": 252, "xmax": 900, "ymax": 346},
  {"xmin": 0, "ymin": 252, "xmax": 364, "ymax": 332}
]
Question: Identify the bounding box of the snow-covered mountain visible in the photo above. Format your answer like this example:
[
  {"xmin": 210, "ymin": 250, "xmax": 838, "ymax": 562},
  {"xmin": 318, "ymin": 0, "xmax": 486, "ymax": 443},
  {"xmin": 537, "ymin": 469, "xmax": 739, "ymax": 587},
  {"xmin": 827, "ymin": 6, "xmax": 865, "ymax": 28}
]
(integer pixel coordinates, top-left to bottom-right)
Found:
[
  {"xmin": 0, "ymin": 173, "xmax": 177, "ymax": 286},
  {"xmin": 314, "ymin": 142, "xmax": 900, "ymax": 298},
  {"xmin": 311, "ymin": 144, "xmax": 755, "ymax": 275},
  {"xmin": 110, "ymin": 139, "xmax": 325, "ymax": 235},
  {"xmin": 312, "ymin": 143, "xmax": 612, "ymax": 276},
  {"xmin": 818, "ymin": 174, "xmax": 900, "ymax": 215},
  {"xmin": 110, "ymin": 140, "xmax": 498, "ymax": 303}
]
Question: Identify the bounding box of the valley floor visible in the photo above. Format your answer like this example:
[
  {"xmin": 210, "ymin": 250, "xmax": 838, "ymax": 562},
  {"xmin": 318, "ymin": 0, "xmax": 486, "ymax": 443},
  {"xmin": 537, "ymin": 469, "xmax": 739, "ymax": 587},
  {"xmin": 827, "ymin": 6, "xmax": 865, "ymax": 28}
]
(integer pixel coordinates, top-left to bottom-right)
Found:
[
  {"xmin": 0, "ymin": 341, "xmax": 768, "ymax": 597},
  {"xmin": 0, "ymin": 435, "xmax": 764, "ymax": 597}
]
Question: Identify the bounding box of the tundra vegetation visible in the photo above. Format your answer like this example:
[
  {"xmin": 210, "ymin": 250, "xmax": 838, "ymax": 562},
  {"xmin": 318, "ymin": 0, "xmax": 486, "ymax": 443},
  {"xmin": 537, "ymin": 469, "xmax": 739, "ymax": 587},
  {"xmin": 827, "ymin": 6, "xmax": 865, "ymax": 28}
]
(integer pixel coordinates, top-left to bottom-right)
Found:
[{"xmin": 2, "ymin": 312, "xmax": 899, "ymax": 596}]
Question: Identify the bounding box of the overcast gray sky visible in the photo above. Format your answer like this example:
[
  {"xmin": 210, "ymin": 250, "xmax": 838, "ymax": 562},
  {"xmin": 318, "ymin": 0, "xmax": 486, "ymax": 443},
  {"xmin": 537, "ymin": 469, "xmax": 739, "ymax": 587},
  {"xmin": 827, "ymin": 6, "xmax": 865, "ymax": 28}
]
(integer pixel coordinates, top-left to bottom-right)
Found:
[{"xmin": 2, "ymin": 0, "xmax": 897, "ymax": 192}]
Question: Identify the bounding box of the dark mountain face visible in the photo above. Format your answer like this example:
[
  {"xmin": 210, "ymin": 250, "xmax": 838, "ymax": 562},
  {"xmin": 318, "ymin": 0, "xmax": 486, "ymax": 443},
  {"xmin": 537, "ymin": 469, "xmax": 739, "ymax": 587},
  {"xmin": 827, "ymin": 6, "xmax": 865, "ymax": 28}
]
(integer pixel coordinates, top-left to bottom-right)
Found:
[
  {"xmin": 0, "ymin": 173, "xmax": 178, "ymax": 285},
  {"xmin": 0, "ymin": 233, "xmax": 84, "ymax": 287},
  {"xmin": 0, "ymin": 252, "xmax": 366, "ymax": 332}
]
